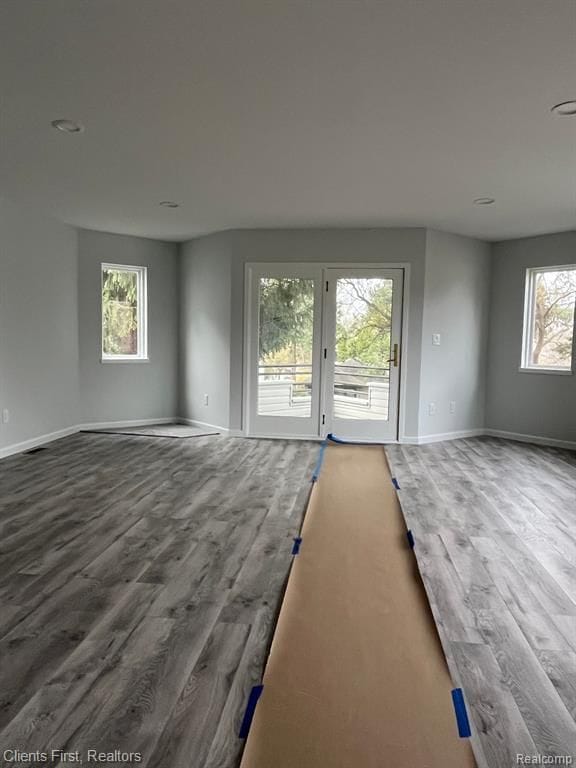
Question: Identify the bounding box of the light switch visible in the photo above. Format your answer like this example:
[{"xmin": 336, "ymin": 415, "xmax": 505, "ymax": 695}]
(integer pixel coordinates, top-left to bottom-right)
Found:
[{"xmin": 432, "ymin": 333, "xmax": 441, "ymax": 346}]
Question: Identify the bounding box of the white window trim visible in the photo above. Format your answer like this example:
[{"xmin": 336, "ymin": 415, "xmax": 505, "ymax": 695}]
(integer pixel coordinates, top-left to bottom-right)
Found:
[
  {"xmin": 101, "ymin": 263, "xmax": 149, "ymax": 362},
  {"xmin": 520, "ymin": 264, "xmax": 576, "ymax": 375}
]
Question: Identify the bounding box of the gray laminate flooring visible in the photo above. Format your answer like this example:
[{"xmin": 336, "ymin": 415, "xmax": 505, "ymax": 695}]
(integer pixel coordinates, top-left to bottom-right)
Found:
[
  {"xmin": 386, "ymin": 437, "xmax": 576, "ymax": 768},
  {"xmin": 2, "ymin": 434, "xmax": 575, "ymax": 768},
  {"xmin": 0, "ymin": 433, "xmax": 317, "ymax": 768}
]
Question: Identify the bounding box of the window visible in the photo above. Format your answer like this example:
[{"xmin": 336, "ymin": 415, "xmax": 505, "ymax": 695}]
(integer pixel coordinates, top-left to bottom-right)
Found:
[
  {"xmin": 521, "ymin": 266, "xmax": 576, "ymax": 372},
  {"xmin": 101, "ymin": 264, "xmax": 148, "ymax": 361}
]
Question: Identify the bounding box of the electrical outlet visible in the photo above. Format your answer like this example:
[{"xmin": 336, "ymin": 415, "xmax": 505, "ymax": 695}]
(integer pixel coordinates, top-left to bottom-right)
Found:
[
  {"xmin": 428, "ymin": 402, "xmax": 436, "ymax": 416},
  {"xmin": 449, "ymin": 400, "xmax": 456, "ymax": 414},
  {"xmin": 2, "ymin": 409, "xmax": 9, "ymax": 424},
  {"xmin": 432, "ymin": 333, "xmax": 441, "ymax": 346},
  {"xmin": 203, "ymin": 394, "xmax": 209, "ymax": 406}
]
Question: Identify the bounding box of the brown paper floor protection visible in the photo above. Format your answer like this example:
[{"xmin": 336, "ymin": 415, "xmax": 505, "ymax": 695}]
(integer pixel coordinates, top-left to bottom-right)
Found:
[{"xmin": 239, "ymin": 442, "xmax": 477, "ymax": 768}]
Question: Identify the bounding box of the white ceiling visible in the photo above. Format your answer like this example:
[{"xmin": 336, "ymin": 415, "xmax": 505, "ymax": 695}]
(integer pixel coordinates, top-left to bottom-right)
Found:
[{"xmin": 1, "ymin": 0, "xmax": 575, "ymax": 243}]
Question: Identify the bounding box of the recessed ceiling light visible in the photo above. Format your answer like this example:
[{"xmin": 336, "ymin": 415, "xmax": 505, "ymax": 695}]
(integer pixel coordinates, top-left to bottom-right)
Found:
[
  {"xmin": 159, "ymin": 201, "xmax": 180, "ymax": 208},
  {"xmin": 551, "ymin": 100, "xmax": 576, "ymax": 116},
  {"xmin": 473, "ymin": 197, "xmax": 495, "ymax": 205},
  {"xmin": 51, "ymin": 119, "xmax": 84, "ymax": 133}
]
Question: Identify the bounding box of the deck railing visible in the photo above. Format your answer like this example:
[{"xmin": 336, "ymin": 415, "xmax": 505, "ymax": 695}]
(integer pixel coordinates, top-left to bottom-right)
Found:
[{"xmin": 258, "ymin": 362, "xmax": 389, "ymax": 419}]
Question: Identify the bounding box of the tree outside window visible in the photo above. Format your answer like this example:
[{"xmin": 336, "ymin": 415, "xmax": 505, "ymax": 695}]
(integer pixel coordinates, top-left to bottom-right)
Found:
[
  {"xmin": 523, "ymin": 267, "xmax": 576, "ymax": 370},
  {"xmin": 101, "ymin": 265, "xmax": 147, "ymax": 360}
]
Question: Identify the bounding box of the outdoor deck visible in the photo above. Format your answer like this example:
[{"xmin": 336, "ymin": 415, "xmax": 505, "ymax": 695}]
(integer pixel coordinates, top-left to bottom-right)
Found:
[{"xmin": 258, "ymin": 363, "xmax": 390, "ymax": 421}]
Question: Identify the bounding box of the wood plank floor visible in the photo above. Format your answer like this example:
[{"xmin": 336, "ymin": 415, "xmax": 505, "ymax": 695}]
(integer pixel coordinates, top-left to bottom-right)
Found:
[
  {"xmin": 386, "ymin": 437, "xmax": 576, "ymax": 768},
  {"xmin": 2, "ymin": 433, "xmax": 575, "ymax": 768},
  {"xmin": 0, "ymin": 433, "xmax": 317, "ymax": 768}
]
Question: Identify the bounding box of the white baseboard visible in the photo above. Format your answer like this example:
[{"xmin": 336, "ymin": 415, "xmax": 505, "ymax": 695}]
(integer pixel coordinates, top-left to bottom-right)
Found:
[
  {"xmin": 178, "ymin": 417, "xmax": 231, "ymax": 436},
  {"xmin": 0, "ymin": 426, "xmax": 79, "ymax": 460},
  {"xmin": 484, "ymin": 428, "xmax": 576, "ymax": 451},
  {"xmin": 400, "ymin": 428, "xmax": 485, "ymax": 445},
  {"xmin": 3, "ymin": 421, "xmax": 574, "ymax": 462},
  {"xmin": 0, "ymin": 417, "xmax": 180, "ymax": 460},
  {"xmin": 80, "ymin": 417, "xmax": 177, "ymax": 431},
  {"xmin": 403, "ymin": 427, "xmax": 576, "ymax": 450}
]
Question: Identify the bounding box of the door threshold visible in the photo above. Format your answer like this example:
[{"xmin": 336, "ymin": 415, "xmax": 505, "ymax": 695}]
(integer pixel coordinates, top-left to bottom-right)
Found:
[{"xmin": 246, "ymin": 433, "xmax": 324, "ymax": 441}]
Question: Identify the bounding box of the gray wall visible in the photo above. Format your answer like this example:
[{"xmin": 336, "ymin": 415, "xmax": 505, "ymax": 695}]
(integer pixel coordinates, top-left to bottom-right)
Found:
[
  {"xmin": 486, "ymin": 230, "xmax": 576, "ymax": 444},
  {"xmin": 179, "ymin": 233, "xmax": 232, "ymax": 429},
  {"xmin": 3, "ymin": 209, "xmax": 571, "ymax": 449},
  {"xmin": 227, "ymin": 229, "xmax": 427, "ymax": 436},
  {"xmin": 419, "ymin": 230, "xmax": 491, "ymax": 437},
  {"xmin": 177, "ymin": 228, "xmax": 427, "ymax": 435},
  {"xmin": 0, "ymin": 198, "xmax": 79, "ymax": 452},
  {"xmin": 78, "ymin": 229, "xmax": 179, "ymax": 424}
]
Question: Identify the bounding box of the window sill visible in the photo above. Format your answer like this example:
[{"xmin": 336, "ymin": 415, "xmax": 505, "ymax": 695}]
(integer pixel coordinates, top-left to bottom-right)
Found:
[
  {"xmin": 101, "ymin": 357, "xmax": 150, "ymax": 364},
  {"xmin": 518, "ymin": 367, "xmax": 573, "ymax": 376}
]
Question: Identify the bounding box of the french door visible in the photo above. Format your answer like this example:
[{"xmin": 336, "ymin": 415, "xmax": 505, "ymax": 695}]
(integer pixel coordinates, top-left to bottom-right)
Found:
[
  {"xmin": 246, "ymin": 264, "xmax": 403, "ymax": 442},
  {"xmin": 322, "ymin": 269, "xmax": 403, "ymax": 441},
  {"xmin": 246, "ymin": 264, "xmax": 323, "ymax": 438}
]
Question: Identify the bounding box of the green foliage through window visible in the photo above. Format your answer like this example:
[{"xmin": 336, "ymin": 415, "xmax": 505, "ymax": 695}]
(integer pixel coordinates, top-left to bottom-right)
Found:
[
  {"xmin": 335, "ymin": 279, "xmax": 392, "ymax": 371},
  {"xmin": 258, "ymin": 278, "xmax": 314, "ymax": 364},
  {"xmin": 257, "ymin": 277, "xmax": 392, "ymax": 370},
  {"xmin": 528, "ymin": 268, "xmax": 576, "ymax": 368},
  {"xmin": 102, "ymin": 267, "xmax": 145, "ymax": 357}
]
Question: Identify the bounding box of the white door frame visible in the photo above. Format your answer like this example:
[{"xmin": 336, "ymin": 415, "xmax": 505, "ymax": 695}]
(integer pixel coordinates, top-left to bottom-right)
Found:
[
  {"xmin": 243, "ymin": 262, "xmax": 411, "ymax": 442},
  {"xmin": 321, "ymin": 267, "xmax": 404, "ymax": 442},
  {"xmin": 244, "ymin": 263, "xmax": 324, "ymax": 439}
]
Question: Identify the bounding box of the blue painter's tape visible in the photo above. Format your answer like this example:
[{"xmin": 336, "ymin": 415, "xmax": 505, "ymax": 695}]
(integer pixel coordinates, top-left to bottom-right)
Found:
[
  {"xmin": 407, "ymin": 529, "xmax": 415, "ymax": 549},
  {"xmin": 327, "ymin": 433, "xmax": 388, "ymax": 446},
  {"xmin": 451, "ymin": 688, "xmax": 472, "ymax": 738},
  {"xmin": 392, "ymin": 477, "xmax": 400, "ymax": 490},
  {"xmin": 292, "ymin": 537, "xmax": 302, "ymax": 555},
  {"xmin": 239, "ymin": 685, "xmax": 264, "ymax": 738},
  {"xmin": 312, "ymin": 439, "xmax": 328, "ymax": 482}
]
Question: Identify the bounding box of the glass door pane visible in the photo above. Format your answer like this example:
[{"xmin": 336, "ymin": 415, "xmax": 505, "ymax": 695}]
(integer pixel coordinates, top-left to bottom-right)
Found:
[
  {"xmin": 324, "ymin": 269, "xmax": 403, "ymax": 442},
  {"xmin": 333, "ymin": 277, "xmax": 392, "ymax": 422},
  {"xmin": 258, "ymin": 277, "xmax": 314, "ymax": 418},
  {"xmin": 247, "ymin": 265, "xmax": 322, "ymax": 438}
]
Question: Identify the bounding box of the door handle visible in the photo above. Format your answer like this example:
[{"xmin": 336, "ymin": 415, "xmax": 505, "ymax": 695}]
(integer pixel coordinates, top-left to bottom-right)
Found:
[{"xmin": 387, "ymin": 343, "xmax": 399, "ymax": 367}]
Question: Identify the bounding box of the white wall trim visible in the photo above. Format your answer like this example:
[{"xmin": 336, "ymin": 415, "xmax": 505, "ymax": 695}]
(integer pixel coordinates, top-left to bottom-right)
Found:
[
  {"xmin": 0, "ymin": 426, "xmax": 79, "ymax": 460},
  {"xmin": 0, "ymin": 417, "xmax": 180, "ymax": 460},
  {"xmin": 80, "ymin": 417, "xmax": 176, "ymax": 431},
  {"xmin": 178, "ymin": 417, "xmax": 231, "ymax": 435},
  {"xmin": 402, "ymin": 427, "xmax": 576, "ymax": 449},
  {"xmin": 246, "ymin": 432, "xmax": 322, "ymax": 441},
  {"xmin": 3, "ymin": 422, "xmax": 574, "ymax": 462},
  {"xmin": 484, "ymin": 428, "xmax": 576, "ymax": 451},
  {"xmin": 400, "ymin": 428, "xmax": 485, "ymax": 445}
]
